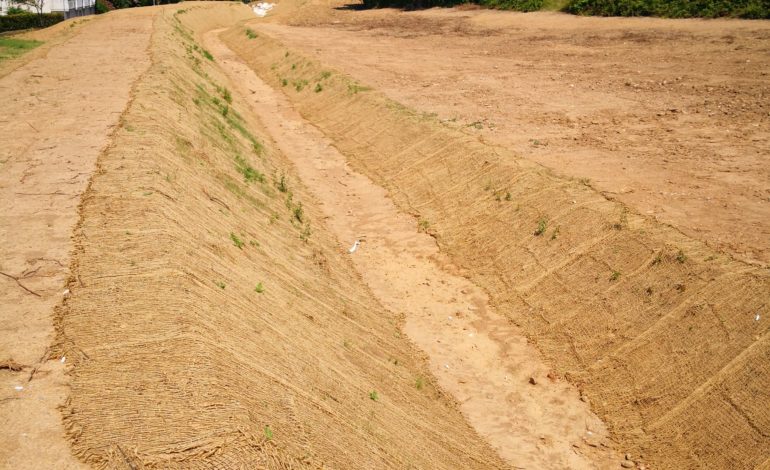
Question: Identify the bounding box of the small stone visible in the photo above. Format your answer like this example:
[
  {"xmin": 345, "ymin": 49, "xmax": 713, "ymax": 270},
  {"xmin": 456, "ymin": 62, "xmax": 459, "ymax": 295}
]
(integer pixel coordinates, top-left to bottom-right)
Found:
[
  {"xmin": 528, "ymin": 376, "xmax": 537, "ymax": 385},
  {"xmin": 621, "ymin": 461, "xmax": 635, "ymax": 468},
  {"xmin": 625, "ymin": 453, "xmax": 632, "ymax": 460}
]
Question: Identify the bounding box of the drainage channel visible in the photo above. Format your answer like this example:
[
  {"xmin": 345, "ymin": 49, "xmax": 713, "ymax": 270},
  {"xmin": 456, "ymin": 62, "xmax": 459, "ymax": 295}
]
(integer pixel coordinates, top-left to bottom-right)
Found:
[{"xmin": 205, "ymin": 28, "xmax": 624, "ymax": 470}]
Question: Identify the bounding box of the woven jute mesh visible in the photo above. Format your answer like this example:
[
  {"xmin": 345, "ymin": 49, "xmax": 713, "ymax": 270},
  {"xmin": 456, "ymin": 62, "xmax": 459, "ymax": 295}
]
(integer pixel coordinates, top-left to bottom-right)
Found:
[
  {"xmin": 223, "ymin": 27, "xmax": 770, "ymax": 469},
  {"xmin": 54, "ymin": 5, "xmax": 505, "ymax": 468}
]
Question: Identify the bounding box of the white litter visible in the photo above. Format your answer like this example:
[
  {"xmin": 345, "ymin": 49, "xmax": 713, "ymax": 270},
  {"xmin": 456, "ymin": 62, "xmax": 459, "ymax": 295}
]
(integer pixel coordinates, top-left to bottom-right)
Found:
[
  {"xmin": 60, "ymin": 356, "xmax": 66, "ymax": 363},
  {"xmin": 756, "ymin": 314, "xmax": 761, "ymax": 322},
  {"xmin": 253, "ymin": 2, "xmax": 274, "ymax": 17},
  {"xmin": 62, "ymin": 289, "xmax": 70, "ymax": 297},
  {"xmin": 14, "ymin": 385, "xmax": 23, "ymax": 391},
  {"xmin": 348, "ymin": 240, "xmax": 360, "ymax": 254}
]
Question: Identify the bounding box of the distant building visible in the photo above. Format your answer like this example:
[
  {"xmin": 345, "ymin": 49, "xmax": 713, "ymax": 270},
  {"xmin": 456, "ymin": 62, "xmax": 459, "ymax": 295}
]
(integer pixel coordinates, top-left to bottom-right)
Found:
[{"xmin": 0, "ymin": 0, "xmax": 95, "ymax": 18}]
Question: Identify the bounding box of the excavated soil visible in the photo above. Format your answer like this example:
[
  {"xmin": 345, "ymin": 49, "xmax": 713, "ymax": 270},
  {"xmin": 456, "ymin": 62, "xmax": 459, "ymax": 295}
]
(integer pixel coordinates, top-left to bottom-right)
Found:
[
  {"xmin": 2, "ymin": 2, "xmax": 769, "ymax": 469},
  {"xmin": 259, "ymin": 6, "xmax": 770, "ymax": 268},
  {"xmin": 223, "ymin": 9, "xmax": 770, "ymax": 469}
]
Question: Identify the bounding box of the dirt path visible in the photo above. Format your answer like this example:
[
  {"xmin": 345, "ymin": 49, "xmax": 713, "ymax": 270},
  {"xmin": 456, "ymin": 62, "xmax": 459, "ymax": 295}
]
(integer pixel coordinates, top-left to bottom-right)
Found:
[
  {"xmin": 206, "ymin": 28, "xmax": 627, "ymax": 469},
  {"xmin": 256, "ymin": 10, "xmax": 770, "ymax": 267},
  {"xmin": 0, "ymin": 9, "xmax": 155, "ymax": 468}
]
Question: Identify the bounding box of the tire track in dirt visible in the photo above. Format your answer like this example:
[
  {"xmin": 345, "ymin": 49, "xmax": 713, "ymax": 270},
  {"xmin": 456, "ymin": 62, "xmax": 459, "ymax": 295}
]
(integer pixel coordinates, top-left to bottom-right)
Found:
[
  {"xmin": 0, "ymin": 9, "xmax": 155, "ymax": 468},
  {"xmin": 206, "ymin": 28, "xmax": 627, "ymax": 470}
]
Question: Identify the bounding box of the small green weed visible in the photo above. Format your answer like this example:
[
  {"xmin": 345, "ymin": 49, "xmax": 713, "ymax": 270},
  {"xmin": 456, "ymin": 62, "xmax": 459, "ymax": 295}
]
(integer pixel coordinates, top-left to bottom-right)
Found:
[
  {"xmin": 550, "ymin": 226, "xmax": 560, "ymax": 240},
  {"xmin": 280, "ymin": 78, "xmax": 288, "ymax": 87},
  {"xmin": 314, "ymin": 83, "xmax": 323, "ymax": 93},
  {"xmin": 415, "ymin": 377, "xmax": 424, "ymax": 390},
  {"xmin": 676, "ymin": 250, "xmax": 687, "ymax": 263},
  {"xmin": 215, "ymin": 281, "xmax": 226, "ymax": 289},
  {"xmin": 319, "ymin": 70, "xmax": 332, "ymax": 80},
  {"xmin": 293, "ymin": 79, "xmax": 309, "ymax": 92},
  {"xmin": 277, "ymin": 174, "xmax": 288, "ymax": 193},
  {"xmin": 230, "ymin": 232, "xmax": 244, "ymax": 249},
  {"xmin": 202, "ymin": 49, "xmax": 214, "ymax": 61},
  {"xmin": 245, "ymin": 28, "xmax": 257, "ymax": 39},
  {"xmin": 369, "ymin": 391, "xmax": 379, "ymax": 401},
  {"xmin": 255, "ymin": 282, "xmax": 265, "ymax": 293},
  {"xmin": 609, "ymin": 270, "xmax": 621, "ymax": 282},
  {"xmin": 418, "ymin": 218, "xmax": 430, "ymax": 233},
  {"xmin": 347, "ymin": 83, "xmax": 371, "ymax": 94},
  {"xmin": 263, "ymin": 425, "xmax": 273, "ymax": 440},
  {"xmin": 534, "ymin": 218, "xmax": 548, "ymax": 236},
  {"xmin": 293, "ymin": 202, "xmax": 304, "ymax": 223}
]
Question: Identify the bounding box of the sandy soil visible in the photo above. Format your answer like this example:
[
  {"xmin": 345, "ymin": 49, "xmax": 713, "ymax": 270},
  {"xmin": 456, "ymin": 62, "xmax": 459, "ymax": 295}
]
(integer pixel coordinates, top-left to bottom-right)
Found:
[
  {"xmin": 257, "ymin": 8, "xmax": 770, "ymax": 267},
  {"xmin": 207, "ymin": 27, "xmax": 627, "ymax": 468},
  {"xmin": 0, "ymin": 8, "xmax": 154, "ymax": 468}
]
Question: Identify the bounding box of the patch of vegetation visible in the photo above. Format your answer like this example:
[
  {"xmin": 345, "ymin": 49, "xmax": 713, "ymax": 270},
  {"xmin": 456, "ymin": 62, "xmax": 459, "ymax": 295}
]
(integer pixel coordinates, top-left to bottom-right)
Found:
[
  {"xmin": 293, "ymin": 79, "xmax": 309, "ymax": 92},
  {"xmin": 369, "ymin": 391, "xmax": 379, "ymax": 401},
  {"xmin": 245, "ymin": 28, "xmax": 257, "ymax": 39},
  {"xmin": 361, "ymin": 0, "xmax": 766, "ymax": 18},
  {"xmin": 415, "ymin": 376, "xmax": 424, "ymax": 390},
  {"xmin": 609, "ymin": 270, "xmax": 621, "ymax": 282},
  {"xmin": 0, "ymin": 37, "xmax": 42, "ymax": 62},
  {"xmin": 293, "ymin": 202, "xmax": 304, "ymax": 223},
  {"xmin": 215, "ymin": 281, "xmax": 226, "ymax": 289},
  {"xmin": 347, "ymin": 83, "xmax": 372, "ymax": 94},
  {"xmin": 280, "ymin": 78, "xmax": 288, "ymax": 87},
  {"xmin": 255, "ymin": 282, "xmax": 265, "ymax": 293},
  {"xmin": 263, "ymin": 425, "xmax": 273, "ymax": 440},
  {"xmin": 277, "ymin": 174, "xmax": 288, "ymax": 193},
  {"xmin": 235, "ymin": 154, "xmax": 265, "ymax": 183},
  {"xmin": 418, "ymin": 218, "xmax": 430, "ymax": 233},
  {"xmin": 550, "ymin": 226, "xmax": 560, "ymax": 240},
  {"xmin": 314, "ymin": 83, "xmax": 323, "ymax": 93},
  {"xmin": 534, "ymin": 218, "xmax": 548, "ymax": 236},
  {"xmin": 201, "ymin": 49, "xmax": 214, "ymax": 61},
  {"xmin": 676, "ymin": 249, "xmax": 687, "ymax": 264},
  {"xmin": 319, "ymin": 70, "xmax": 332, "ymax": 80},
  {"xmin": 565, "ymin": 0, "xmax": 769, "ymax": 18},
  {"xmin": 300, "ymin": 224, "xmax": 312, "ymax": 242},
  {"xmin": 230, "ymin": 232, "xmax": 245, "ymax": 249}
]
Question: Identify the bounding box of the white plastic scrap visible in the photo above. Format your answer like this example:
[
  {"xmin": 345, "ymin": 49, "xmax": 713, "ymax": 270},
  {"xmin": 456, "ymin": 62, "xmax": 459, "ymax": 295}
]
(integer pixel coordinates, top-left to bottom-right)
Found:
[
  {"xmin": 60, "ymin": 356, "xmax": 66, "ymax": 363},
  {"xmin": 14, "ymin": 385, "xmax": 23, "ymax": 391},
  {"xmin": 253, "ymin": 2, "xmax": 274, "ymax": 17},
  {"xmin": 348, "ymin": 240, "xmax": 360, "ymax": 254},
  {"xmin": 756, "ymin": 313, "xmax": 761, "ymax": 322}
]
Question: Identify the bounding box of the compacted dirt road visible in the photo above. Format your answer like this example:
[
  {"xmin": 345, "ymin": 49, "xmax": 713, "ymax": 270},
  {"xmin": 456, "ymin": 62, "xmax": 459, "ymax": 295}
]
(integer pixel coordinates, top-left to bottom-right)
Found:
[
  {"xmin": 259, "ymin": 7, "xmax": 770, "ymax": 267},
  {"xmin": 0, "ymin": 9, "xmax": 154, "ymax": 468}
]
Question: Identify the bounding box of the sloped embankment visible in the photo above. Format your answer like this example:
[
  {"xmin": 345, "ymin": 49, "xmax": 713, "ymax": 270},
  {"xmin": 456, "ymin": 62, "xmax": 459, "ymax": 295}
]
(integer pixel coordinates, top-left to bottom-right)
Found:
[
  {"xmin": 53, "ymin": 4, "xmax": 505, "ymax": 468},
  {"xmin": 222, "ymin": 25, "xmax": 770, "ymax": 469}
]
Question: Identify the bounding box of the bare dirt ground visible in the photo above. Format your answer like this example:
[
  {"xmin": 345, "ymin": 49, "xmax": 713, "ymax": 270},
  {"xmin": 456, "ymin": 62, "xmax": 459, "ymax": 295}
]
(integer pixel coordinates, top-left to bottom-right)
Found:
[
  {"xmin": 0, "ymin": 8, "xmax": 154, "ymax": 468},
  {"xmin": 207, "ymin": 27, "xmax": 625, "ymax": 468},
  {"xmin": 258, "ymin": 7, "xmax": 770, "ymax": 267}
]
